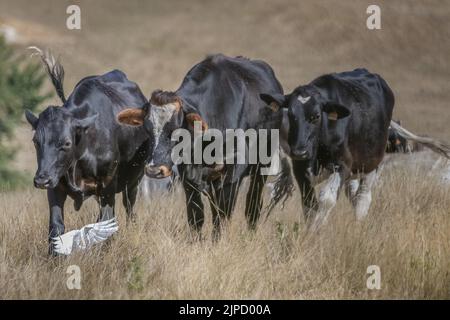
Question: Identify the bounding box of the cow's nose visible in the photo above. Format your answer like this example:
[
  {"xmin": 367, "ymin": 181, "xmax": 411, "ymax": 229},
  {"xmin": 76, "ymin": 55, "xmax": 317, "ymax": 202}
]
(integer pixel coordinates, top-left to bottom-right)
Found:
[
  {"xmin": 34, "ymin": 175, "xmax": 51, "ymax": 189},
  {"xmin": 145, "ymin": 165, "xmax": 172, "ymax": 179},
  {"xmin": 292, "ymin": 149, "xmax": 308, "ymax": 160}
]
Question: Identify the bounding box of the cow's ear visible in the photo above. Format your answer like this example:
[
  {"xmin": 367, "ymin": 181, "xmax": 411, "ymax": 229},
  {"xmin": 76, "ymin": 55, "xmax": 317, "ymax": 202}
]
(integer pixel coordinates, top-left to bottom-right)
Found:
[
  {"xmin": 25, "ymin": 110, "xmax": 38, "ymax": 129},
  {"xmin": 322, "ymin": 103, "xmax": 351, "ymax": 121},
  {"xmin": 74, "ymin": 113, "xmax": 98, "ymax": 132},
  {"xmin": 259, "ymin": 93, "xmax": 288, "ymax": 111},
  {"xmin": 185, "ymin": 113, "xmax": 208, "ymax": 131},
  {"xmin": 117, "ymin": 108, "xmax": 147, "ymax": 126},
  {"xmin": 71, "ymin": 104, "xmax": 90, "ymax": 119}
]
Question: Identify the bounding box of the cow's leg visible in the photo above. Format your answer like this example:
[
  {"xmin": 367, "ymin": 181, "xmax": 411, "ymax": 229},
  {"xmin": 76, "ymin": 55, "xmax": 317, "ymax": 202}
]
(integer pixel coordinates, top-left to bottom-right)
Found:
[
  {"xmin": 122, "ymin": 182, "xmax": 138, "ymax": 223},
  {"xmin": 139, "ymin": 176, "xmax": 150, "ymax": 198},
  {"xmin": 98, "ymin": 183, "xmax": 116, "ymax": 222},
  {"xmin": 311, "ymin": 168, "xmax": 348, "ymax": 229},
  {"xmin": 210, "ymin": 181, "xmax": 240, "ymax": 241},
  {"xmin": 245, "ymin": 166, "xmax": 267, "ymax": 230},
  {"xmin": 47, "ymin": 185, "xmax": 67, "ymax": 255},
  {"xmin": 183, "ymin": 180, "xmax": 205, "ymax": 237},
  {"xmin": 345, "ymin": 178, "xmax": 360, "ymax": 208},
  {"xmin": 98, "ymin": 193, "xmax": 115, "ymax": 222},
  {"xmin": 292, "ymin": 161, "xmax": 318, "ymax": 221},
  {"xmin": 354, "ymin": 170, "xmax": 377, "ymax": 220}
]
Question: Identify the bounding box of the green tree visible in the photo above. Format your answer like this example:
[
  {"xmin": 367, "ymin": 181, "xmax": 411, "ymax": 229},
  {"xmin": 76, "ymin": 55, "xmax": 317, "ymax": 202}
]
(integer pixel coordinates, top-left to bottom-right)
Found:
[{"xmin": 0, "ymin": 36, "xmax": 52, "ymax": 189}]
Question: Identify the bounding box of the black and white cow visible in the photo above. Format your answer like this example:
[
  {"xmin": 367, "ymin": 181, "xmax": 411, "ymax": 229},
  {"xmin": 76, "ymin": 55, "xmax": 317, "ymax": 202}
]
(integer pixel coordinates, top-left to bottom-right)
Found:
[
  {"xmin": 260, "ymin": 68, "xmax": 394, "ymax": 227},
  {"xmin": 261, "ymin": 68, "xmax": 450, "ymax": 228},
  {"xmin": 25, "ymin": 48, "xmax": 150, "ymax": 254},
  {"xmin": 116, "ymin": 54, "xmax": 292, "ymax": 238}
]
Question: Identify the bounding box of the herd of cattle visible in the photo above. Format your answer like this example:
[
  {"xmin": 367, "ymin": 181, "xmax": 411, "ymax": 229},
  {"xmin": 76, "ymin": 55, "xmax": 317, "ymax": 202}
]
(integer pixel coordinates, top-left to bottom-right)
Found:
[{"xmin": 24, "ymin": 48, "xmax": 450, "ymax": 255}]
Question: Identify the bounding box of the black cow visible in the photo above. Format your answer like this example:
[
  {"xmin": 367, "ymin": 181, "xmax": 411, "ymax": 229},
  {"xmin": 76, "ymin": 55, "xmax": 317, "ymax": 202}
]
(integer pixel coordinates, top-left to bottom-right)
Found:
[
  {"xmin": 260, "ymin": 68, "xmax": 395, "ymax": 227},
  {"xmin": 117, "ymin": 54, "xmax": 291, "ymax": 239},
  {"xmin": 25, "ymin": 48, "xmax": 150, "ymax": 254},
  {"xmin": 261, "ymin": 68, "xmax": 450, "ymax": 228}
]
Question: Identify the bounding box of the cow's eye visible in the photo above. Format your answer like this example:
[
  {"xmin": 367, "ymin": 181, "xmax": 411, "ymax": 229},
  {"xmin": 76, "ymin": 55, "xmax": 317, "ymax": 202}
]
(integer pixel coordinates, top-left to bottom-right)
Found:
[{"xmin": 62, "ymin": 141, "xmax": 72, "ymax": 150}]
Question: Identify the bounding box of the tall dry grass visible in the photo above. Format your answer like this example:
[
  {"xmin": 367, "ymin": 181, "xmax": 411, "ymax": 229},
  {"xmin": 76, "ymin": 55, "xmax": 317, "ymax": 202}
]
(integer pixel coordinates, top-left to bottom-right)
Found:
[{"xmin": 1, "ymin": 152, "xmax": 449, "ymax": 299}]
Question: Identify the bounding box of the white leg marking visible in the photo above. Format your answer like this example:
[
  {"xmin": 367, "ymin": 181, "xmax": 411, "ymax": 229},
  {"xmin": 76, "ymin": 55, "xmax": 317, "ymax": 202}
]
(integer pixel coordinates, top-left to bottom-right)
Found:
[
  {"xmin": 431, "ymin": 158, "xmax": 450, "ymax": 186},
  {"xmin": 345, "ymin": 178, "xmax": 360, "ymax": 207},
  {"xmin": 312, "ymin": 172, "xmax": 341, "ymax": 229},
  {"xmin": 355, "ymin": 170, "xmax": 377, "ymax": 220}
]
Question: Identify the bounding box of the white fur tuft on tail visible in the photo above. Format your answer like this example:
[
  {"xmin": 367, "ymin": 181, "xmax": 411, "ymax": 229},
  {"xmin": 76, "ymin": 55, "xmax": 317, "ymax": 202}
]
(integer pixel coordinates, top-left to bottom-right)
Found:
[{"xmin": 28, "ymin": 46, "xmax": 66, "ymax": 103}]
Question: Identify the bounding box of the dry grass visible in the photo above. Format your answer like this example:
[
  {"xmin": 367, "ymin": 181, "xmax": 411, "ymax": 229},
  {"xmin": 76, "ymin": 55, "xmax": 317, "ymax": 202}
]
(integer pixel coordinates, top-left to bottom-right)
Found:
[
  {"xmin": 0, "ymin": 152, "xmax": 449, "ymax": 299},
  {"xmin": 0, "ymin": 0, "xmax": 449, "ymax": 299}
]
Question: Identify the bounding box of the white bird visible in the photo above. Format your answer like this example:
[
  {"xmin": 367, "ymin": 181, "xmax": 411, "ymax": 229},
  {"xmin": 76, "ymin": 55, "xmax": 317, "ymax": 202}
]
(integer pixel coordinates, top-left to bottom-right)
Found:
[{"xmin": 51, "ymin": 218, "xmax": 118, "ymax": 255}]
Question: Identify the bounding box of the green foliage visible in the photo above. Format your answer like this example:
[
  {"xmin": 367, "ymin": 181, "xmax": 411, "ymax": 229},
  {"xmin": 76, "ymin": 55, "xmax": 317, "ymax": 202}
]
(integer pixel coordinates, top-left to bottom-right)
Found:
[
  {"xmin": 0, "ymin": 36, "xmax": 52, "ymax": 190},
  {"xmin": 127, "ymin": 256, "xmax": 145, "ymax": 292}
]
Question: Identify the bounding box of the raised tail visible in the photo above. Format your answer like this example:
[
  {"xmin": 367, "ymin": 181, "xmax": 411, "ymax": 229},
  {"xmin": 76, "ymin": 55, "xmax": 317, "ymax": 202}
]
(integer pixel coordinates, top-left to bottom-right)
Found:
[
  {"xmin": 265, "ymin": 156, "xmax": 294, "ymax": 219},
  {"xmin": 28, "ymin": 46, "xmax": 66, "ymax": 103},
  {"xmin": 389, "ymin": 120, "xmax": 450, "ymax": 159}
]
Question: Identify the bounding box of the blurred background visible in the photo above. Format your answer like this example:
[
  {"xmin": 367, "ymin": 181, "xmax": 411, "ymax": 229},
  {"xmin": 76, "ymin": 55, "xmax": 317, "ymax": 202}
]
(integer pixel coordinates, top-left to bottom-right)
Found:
[{"xmin": 0, "ymin": 0, "xmax": 449, "ymax": 189}]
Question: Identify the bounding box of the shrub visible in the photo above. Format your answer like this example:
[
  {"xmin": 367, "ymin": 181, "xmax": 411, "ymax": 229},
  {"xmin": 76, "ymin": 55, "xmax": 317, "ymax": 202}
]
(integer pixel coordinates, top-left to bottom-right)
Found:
[{"xmin": 0, "ymin": 36, "xmax": 52, "ymax": 189}]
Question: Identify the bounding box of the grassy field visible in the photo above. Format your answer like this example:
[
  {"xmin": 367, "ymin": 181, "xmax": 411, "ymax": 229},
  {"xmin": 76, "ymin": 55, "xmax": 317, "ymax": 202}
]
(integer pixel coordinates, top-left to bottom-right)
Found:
[
  {"xmin": 1, "ymin": 153, "xmax": 449, "ymax": 299},
  {"xmin": 0, "ymin": 0, "xmax": 449, "ymax": 299}
]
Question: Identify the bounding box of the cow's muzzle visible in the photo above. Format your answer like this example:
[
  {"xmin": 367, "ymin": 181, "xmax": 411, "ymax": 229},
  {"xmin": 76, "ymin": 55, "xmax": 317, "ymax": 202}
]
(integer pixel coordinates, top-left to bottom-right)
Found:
[
  {"xmin": 145, "ymin": 164, "xmax": 172, "ymax": 179},
  {"xmin": 34, "ymin": 174, "xmax": 54, "ymax": 189},
  {"xmin": 291, "ymin": 149, "xmax": 309, "ymax": 160}
]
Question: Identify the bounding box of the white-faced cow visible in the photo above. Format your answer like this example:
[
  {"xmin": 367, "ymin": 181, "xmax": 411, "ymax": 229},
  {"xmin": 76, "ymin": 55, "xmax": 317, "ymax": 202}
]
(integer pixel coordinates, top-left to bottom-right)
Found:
[
  {"xmin": 116, "ymin": 54, "xmax": 292, "ymax": 239},
  {"xmin": 260, "ymin": 68, "xmax": 450, "ymax": 229},
  {"xmin": 25, "ymin": 48, "xmax": 151, "ymax": 255}
]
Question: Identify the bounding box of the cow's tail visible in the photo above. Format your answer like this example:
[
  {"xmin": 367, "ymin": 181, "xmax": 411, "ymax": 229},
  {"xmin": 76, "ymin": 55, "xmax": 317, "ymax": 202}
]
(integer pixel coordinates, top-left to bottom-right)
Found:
[
  {"xmin": 389, "ymin": 120, "xmax": 450, "ymax": 159},
  {"xmin": 265, "ymin": 156, "xmax": 294, "ymax": 220},
  {"xmin": 28, "ymin": 46, "xmax": 66, "ymax": 103}
]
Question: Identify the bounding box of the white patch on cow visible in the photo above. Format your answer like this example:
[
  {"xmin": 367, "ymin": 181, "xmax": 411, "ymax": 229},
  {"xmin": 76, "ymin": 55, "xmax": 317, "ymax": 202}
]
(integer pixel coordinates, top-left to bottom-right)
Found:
[
  {"xmin": 311, "ymin": 172, "xmax": 341, "ymax": 229},
  {"xmin": 148, "ymin": 103, "xmax": 178, "ymax": 164},
  {"xmin": 431, "ymin": 158, "xmax": 450, "ymax": 186},
  {"xmin": 354, "ymin": 170, "xmax": 377, "ymax": 220},
  {"xmin": 348, "ymin": 179, "xmax": 360, "ymax": 198},
  {"xmin": 298, "ymin": 95, "xmax": 311, "ymax": 104},
  {"xmin": 345, "ymin": 178, "xmax": 360, "ymax": 207},
  {"xmin": 51, "ymin": 218, "xmax": 118, "ymax": 255}
]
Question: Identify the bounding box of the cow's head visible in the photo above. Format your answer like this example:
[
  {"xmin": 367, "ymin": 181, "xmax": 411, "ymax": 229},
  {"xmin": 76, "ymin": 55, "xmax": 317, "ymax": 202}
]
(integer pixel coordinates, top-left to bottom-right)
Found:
[
  {"xmin": 260, "ymin": 87, "xmax": 350, "ymax": 161},
  {"xmin": 25, "ymin": 106, "xmax": 97, "ymax": 189},
  {"xmin": 117, "ymin": 90, "xmax": 216, "ymax": 182}
]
